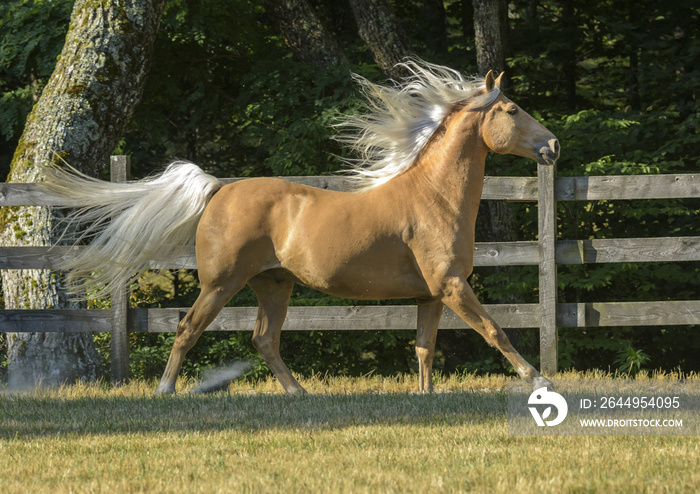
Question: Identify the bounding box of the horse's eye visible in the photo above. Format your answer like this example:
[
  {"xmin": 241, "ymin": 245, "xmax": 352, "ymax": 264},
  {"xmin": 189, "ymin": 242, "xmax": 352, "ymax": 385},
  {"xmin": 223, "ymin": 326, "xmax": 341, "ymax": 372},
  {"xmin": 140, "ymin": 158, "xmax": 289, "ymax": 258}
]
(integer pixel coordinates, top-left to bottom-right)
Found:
[{"xmin": 507, "ymin": 107, "xmax": 518, "ymax": 115}]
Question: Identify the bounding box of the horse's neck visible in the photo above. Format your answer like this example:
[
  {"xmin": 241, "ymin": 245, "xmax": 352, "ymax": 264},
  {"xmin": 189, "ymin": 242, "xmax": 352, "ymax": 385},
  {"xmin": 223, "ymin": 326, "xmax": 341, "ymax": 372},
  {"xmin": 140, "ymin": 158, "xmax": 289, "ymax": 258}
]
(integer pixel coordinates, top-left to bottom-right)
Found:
[{"xmin": 399, "ymin": 110, "xmax": 487, "ymax": 227}]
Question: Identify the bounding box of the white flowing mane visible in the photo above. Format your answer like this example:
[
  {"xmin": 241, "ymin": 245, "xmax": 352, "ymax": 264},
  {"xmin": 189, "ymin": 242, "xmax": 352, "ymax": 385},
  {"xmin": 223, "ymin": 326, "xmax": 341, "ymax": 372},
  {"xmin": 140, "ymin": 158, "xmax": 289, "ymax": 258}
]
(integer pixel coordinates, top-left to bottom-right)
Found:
[{"xmin": 336, "ymin": 59, "xmax": 500, "ymax": 192}]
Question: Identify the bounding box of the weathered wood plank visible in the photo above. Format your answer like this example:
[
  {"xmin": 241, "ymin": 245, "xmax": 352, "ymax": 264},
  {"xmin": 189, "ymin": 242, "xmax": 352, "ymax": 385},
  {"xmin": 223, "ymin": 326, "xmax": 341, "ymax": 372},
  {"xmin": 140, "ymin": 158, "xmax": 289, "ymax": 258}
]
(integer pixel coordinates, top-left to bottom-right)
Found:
[
  {"xmin": 556, "ymin": 174, "xmax": 700, "ymax": 201},
  {"xmin": 147, "ymin": 252, "xmax": 196, "ymax": 270},
  {"xmin": 482, "ymin": 176, "xmax": 537, "ymax": 201},
  {"xmin": 0, "ymin": 246, "xmax": 79, "ymax": 269},
  {"xmin": 473, "ymin": 241, "xmax": 538, "ymax": 266},
  {"xmin": 0, "ymin": 183, "xmax": 76, "ymax": 207},
  {"xmin": 0, "ymin": 309, "xmax": 114, "ymax": 332},
  {"xmin": 0, "ymin": 245, "xmax": 191, "ymax": 270},
  {"xmin": 538, "ymin": 163, "xmax": 558, "ymax": 374},
  {"xmin": 558, "ymin": 301, "xmax": 700, "ymax": 327},
  {"xmin": 557, "ymin": 237, "xmax": 700, "ymax": 264},
  {"xmin": 2, "ymin": 301, "xmax": 697, "ymax": 333},
  {"xmin": 130, "ymin": 304, "xmax": 542, "ymax": 333}
]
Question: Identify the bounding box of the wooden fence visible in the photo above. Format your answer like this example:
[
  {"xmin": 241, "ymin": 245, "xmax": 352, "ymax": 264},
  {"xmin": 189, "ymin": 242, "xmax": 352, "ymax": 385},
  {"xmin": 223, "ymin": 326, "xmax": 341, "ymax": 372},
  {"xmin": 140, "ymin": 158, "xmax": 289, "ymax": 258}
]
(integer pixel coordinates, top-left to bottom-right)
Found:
[{"xmin": 1, "ymin": 155, "xmax": 699, "ymax": 382}]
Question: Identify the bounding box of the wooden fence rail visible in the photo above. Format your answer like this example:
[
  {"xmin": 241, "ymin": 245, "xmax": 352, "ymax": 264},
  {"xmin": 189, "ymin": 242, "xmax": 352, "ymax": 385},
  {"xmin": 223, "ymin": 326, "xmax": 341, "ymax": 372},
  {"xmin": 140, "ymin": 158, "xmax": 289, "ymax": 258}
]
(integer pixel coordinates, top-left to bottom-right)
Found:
[{"xmin": 1, "ymin": 156, "xmax": 699, "ymax": 381}]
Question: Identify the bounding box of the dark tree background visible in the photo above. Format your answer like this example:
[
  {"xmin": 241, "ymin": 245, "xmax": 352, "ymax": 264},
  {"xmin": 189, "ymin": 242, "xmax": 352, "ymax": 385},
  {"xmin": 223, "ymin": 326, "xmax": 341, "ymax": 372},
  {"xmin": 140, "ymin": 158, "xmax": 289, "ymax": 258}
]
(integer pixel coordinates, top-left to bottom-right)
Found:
[{"xmin": 1, "ymin": 0, "xmax": 698, "ymax": 382}]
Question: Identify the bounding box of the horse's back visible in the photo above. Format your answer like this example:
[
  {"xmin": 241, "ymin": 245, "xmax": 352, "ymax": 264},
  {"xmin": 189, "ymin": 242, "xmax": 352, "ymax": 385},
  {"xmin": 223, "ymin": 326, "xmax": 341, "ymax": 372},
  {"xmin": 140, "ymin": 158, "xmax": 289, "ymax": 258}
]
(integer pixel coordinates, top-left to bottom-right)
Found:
[
  {"xmin": 195, "ymin": 177, "xmax": 345, "ymax": 282},
  {"xmin": 201, "ymin": 177, "xmax": 344, "ymax": 235}
]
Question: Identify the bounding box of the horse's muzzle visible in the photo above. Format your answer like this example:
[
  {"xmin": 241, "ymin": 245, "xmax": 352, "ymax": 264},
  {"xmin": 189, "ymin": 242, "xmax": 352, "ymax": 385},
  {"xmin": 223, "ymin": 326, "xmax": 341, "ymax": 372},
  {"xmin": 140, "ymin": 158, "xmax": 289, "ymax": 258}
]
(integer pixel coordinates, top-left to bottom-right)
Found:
[{"xmin": 538, "ymin": 138, "xmax": 560, "ymax": 165}]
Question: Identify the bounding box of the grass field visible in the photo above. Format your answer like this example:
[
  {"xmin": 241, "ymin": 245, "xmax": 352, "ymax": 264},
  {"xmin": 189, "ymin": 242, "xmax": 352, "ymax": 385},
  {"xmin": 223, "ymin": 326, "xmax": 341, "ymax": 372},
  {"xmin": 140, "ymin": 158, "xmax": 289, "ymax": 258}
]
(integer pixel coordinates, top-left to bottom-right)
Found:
[{"xmin": 1, "ymin": 372, "xmax": 699, "ymax": 493}]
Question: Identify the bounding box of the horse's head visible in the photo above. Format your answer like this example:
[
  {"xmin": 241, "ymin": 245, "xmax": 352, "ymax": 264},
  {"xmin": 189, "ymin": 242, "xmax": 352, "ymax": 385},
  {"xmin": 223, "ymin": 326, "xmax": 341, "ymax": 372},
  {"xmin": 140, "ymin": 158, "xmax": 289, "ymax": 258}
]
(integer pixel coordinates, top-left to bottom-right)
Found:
[{"xmin": 479, "ymin": 71, "xmax": 559, "ymax": 165}]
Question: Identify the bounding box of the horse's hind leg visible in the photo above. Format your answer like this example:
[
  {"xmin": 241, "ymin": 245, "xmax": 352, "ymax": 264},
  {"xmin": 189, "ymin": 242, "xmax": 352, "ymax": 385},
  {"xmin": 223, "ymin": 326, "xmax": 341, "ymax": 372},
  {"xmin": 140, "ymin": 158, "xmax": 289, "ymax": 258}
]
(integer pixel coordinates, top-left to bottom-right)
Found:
[
  {"xmin": 415, "ymin": 300, "xmax": 443, "ymax": 393},
  {"xmin": 156, "ymin": 281, "xmax": 243, "ymax": 395},
  {"xmin": 247, "ymin": 276, "xmax": 307, "ymax": 395}
]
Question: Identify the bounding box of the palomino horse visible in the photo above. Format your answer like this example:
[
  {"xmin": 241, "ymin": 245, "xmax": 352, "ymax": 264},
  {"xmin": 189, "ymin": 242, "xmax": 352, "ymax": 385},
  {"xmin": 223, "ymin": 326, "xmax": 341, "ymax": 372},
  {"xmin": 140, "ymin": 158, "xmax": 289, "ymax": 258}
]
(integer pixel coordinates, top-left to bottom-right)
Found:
[{"xmin": 44, "ymin": 60, "xmax": 559, "ymax": 394}]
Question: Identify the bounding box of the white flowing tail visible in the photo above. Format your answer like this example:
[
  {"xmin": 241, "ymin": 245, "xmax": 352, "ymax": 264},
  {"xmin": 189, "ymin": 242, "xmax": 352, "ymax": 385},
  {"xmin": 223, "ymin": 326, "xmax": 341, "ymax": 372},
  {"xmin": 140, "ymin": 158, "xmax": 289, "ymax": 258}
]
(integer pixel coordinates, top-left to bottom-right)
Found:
[{"xmin": 42, "ymin": 162, "xmax": 223, "ymax": 297}]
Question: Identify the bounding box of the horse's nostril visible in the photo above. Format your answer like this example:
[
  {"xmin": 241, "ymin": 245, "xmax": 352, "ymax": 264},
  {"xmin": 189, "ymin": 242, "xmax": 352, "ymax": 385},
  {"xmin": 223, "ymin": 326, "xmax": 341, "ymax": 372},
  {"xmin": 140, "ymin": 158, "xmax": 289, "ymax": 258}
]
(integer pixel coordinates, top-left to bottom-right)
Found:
[
  {"xmin": 538, "ymin": 139, "xmax": 560, "ymax": 165},
  {"xmin": 549, "ymin": 138, "xmax": 560, "ymax": 156}
]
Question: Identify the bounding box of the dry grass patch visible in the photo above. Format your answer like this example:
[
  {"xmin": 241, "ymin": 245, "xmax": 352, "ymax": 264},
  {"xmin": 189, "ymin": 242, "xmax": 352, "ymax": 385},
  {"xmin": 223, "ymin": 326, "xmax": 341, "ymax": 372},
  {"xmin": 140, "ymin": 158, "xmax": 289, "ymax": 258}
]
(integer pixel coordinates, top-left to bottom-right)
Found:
[{"xmin": 1, "ymin": 372, "xmax": 698, "ymax": 493}]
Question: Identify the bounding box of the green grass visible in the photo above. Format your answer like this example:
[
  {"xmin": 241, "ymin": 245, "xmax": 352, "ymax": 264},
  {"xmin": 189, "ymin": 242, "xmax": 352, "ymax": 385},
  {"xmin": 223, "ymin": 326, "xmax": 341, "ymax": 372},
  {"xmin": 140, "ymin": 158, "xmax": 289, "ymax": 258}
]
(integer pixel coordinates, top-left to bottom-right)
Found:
[{"xmin": 1, "ymin": 372, "xmax": 699, "ymax": 493}]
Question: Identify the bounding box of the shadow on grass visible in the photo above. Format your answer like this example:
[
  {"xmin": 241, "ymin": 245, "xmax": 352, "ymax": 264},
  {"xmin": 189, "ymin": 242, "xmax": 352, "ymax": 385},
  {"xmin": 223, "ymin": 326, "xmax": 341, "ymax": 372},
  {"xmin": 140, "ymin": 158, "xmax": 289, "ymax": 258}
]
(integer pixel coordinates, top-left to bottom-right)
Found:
[{"xmin": 0, "ymin": 390, "xmax": 507, "ymax": 438}]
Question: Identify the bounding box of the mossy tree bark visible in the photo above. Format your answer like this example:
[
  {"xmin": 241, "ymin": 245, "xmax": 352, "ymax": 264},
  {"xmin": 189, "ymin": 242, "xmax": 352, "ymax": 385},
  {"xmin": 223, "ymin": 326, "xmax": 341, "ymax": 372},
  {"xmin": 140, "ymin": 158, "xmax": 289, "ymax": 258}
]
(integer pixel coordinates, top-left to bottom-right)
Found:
[
  {"xmin": 1, "ymin": 0, "xmax": 166, "ymax": 387},
  {"xmin": 347, "ymin": 0, "xmax": 413, "ymax": 79},
  {"xmin": 473, "ymin": 0, "xmax": 510, "ymax": 86},
  {"xmin": 263, "ymin": 0, "xmax": 412, "ymax": 79},
  {"xmin": 261, "ymin": 0, "xmax": 348, "ymax": 69}
]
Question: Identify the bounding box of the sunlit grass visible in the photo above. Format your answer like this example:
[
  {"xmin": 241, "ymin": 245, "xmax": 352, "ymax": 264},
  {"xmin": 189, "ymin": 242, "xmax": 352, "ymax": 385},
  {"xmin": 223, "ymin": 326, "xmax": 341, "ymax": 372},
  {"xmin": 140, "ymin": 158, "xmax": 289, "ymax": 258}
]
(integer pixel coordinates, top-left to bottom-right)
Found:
[{"xmin": 1, "ymin": 372, "xmax": 698, "ymax": 493}]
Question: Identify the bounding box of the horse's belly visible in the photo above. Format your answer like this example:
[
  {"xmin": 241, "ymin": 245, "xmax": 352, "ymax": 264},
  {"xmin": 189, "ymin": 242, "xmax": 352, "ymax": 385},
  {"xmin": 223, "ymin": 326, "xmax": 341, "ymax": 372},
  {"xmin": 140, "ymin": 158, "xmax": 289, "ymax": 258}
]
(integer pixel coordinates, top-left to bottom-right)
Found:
[
  {"xmin": 298, "ymin": 270, "xmax": 429, "ymax": 300},
  {"xmin": 281, "ymin": 245, "xmax": 431, "ymax": 300},
  {"xmin": 323, "ymin": 274, "xmax": 430, "ymax": 300}
]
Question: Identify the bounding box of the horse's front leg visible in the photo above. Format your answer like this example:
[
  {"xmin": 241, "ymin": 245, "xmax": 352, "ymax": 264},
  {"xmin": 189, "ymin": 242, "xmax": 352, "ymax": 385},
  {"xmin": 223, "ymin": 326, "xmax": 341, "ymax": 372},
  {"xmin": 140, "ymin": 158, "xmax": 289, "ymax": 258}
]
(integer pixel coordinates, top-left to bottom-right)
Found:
[
  {"xmin": 440, "ymin": 277, "xmax": 553, "ymax": 389},
  {"xmin": 415, "ymin": 300, "xmax": 443, "ymax": 393}
]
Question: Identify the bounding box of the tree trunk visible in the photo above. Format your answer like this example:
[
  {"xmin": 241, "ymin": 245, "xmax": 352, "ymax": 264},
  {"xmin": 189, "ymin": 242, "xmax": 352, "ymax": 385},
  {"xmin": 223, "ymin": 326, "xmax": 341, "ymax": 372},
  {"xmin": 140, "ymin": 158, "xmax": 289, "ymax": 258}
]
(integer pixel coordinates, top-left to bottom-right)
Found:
[
  {"xmin": 261, "ymin": 0, "xmax": 348, "ymax": 69},
  {"xmin": 472, "ymin": 0, "xmax": 517, "ymax": 249},
  {"xmin": 0, "ymin": 0, "xmax": 166, "ymax": 388},
  {"xmin": 348, "ymin": 0, "xmax": 413, "ymax": 78},
  {"xmin": 471, "ymin": 0, "xmax": 531, "ymax": 354},
  {"xmin": 473, "ymin": 0, "xmax": 509, "ymax": 86}
]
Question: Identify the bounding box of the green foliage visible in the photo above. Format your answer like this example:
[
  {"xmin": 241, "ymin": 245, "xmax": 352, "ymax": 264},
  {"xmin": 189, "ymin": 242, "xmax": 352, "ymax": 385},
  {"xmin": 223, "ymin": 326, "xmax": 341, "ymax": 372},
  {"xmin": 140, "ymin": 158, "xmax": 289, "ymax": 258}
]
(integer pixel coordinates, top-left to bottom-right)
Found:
[
  {"xmin": 0, "ymin": 0, "xmax": 71, "ymax": 80},
  {"xmin": 232, "ymin": 58, "xmax": 361, "ymax": 176},
  {"xmin": 614, "ymin": 344, "xmax": 651, "ymax": 376},
  {"xmin": 0, "ymin": 0, "xmax": 73, "ymax": 177},
  {"xmin": 118, "ymin": 1, "xmax": 368, "ymax": 179}
]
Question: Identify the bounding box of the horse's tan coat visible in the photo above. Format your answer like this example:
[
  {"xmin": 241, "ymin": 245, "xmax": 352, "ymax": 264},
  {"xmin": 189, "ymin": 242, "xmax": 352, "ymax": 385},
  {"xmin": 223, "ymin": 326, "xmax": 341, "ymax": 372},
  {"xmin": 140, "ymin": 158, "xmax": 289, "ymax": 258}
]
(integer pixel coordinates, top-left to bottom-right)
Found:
[{"xmin": 156, "ymin": 72, "xmax": 560, "ymax": 394}]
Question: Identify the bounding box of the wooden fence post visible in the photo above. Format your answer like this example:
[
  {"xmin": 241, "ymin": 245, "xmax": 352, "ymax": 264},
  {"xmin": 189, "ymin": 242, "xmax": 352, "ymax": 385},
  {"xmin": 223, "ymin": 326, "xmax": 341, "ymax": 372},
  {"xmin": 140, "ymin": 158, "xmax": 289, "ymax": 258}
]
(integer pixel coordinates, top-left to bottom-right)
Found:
[
  {"xmin": 110, "ymin": 156, "xmax": 130, "ymax": 384},
  {"xmin": 538, "ymin": 162, "xmax": 558, "ymax": 375}
]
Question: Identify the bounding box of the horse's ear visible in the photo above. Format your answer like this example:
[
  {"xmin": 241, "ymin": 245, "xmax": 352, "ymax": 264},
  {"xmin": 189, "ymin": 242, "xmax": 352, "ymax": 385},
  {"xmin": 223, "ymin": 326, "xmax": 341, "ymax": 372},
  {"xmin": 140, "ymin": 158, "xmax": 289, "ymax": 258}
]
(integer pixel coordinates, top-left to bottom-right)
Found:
[
  {"xmin": 494, "ymin": 72, "xmax": 505, "ymax": 89},
  {"xmin": 485, "ymin": 70, "xmax": 495, "ymax": 91}
]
